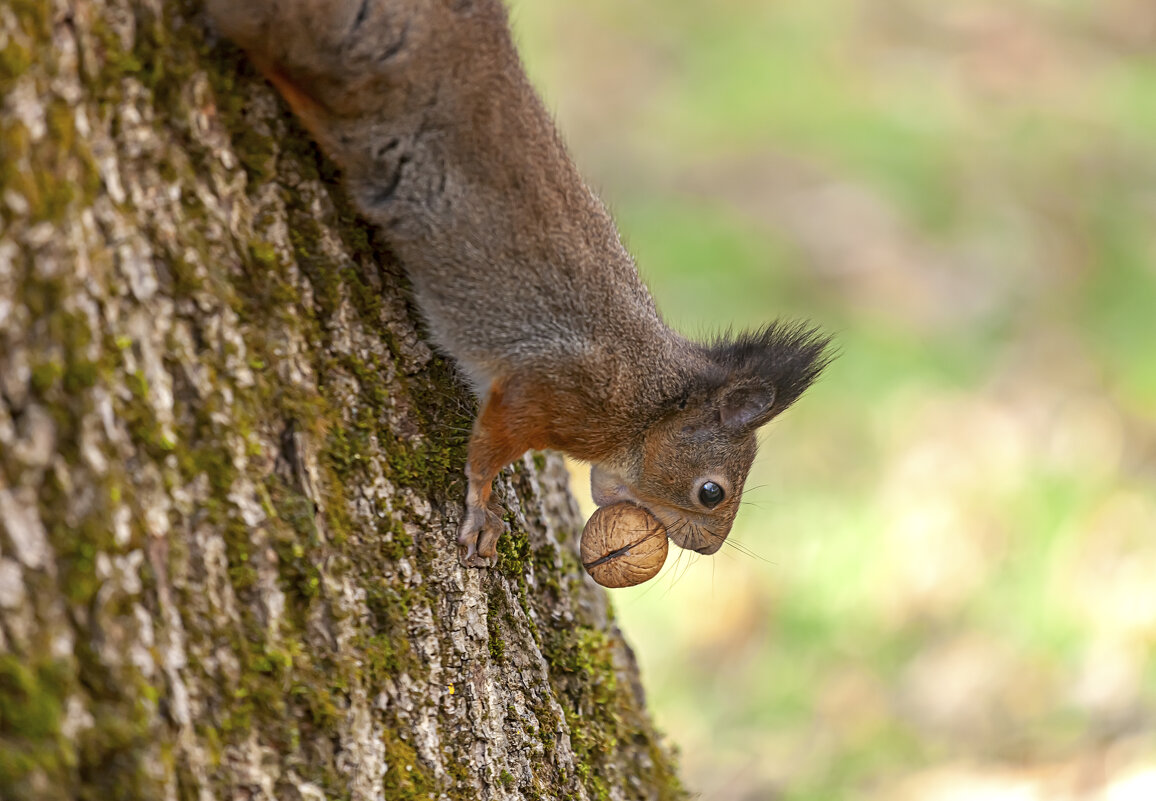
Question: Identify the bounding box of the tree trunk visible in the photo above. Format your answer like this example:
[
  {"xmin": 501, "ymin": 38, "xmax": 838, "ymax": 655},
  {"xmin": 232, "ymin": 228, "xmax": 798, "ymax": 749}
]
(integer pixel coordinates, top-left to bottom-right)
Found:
[{"xmin": 0, "ymin": 2, "xmax": 685, "ymax": 799}]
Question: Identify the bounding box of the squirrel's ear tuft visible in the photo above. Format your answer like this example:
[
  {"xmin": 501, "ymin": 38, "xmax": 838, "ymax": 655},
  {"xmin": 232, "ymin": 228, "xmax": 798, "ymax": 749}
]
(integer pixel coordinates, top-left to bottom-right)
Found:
[{"xmin": 708, "ymin": 322, "xmax": 833, "ymax": 428}]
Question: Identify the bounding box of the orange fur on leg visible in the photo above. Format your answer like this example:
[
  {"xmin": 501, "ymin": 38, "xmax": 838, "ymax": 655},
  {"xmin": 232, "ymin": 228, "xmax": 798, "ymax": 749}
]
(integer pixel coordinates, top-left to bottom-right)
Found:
[{"xmin": 458, "ymin": 376, "xmax": 555, "ymax": 564}]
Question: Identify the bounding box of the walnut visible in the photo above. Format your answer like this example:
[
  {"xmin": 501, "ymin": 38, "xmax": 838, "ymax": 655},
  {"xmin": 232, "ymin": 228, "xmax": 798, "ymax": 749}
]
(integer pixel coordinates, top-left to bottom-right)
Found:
[{"xmin": 580, "ymin": 503, "xmax": 669, "ymax": 588}]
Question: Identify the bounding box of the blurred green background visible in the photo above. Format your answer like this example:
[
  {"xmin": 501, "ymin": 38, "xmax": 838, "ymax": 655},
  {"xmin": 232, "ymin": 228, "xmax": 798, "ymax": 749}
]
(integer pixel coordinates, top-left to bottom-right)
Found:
[{"xmin": 510, "ymin": 1, "xmax": 1156, "ymax": 798}]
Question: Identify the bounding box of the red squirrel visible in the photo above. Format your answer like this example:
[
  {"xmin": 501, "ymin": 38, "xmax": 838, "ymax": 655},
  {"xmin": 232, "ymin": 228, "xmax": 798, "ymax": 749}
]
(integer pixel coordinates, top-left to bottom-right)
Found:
[{"xmin": 208, "ymin": 0, "xmax": 831, "ymax": 567}]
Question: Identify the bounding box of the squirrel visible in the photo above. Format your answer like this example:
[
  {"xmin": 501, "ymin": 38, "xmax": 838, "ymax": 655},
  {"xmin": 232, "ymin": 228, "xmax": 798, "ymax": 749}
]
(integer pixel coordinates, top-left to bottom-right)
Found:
[{"xmin": 208, "ymin": 0, "xmax": 831, "ymax": 568}]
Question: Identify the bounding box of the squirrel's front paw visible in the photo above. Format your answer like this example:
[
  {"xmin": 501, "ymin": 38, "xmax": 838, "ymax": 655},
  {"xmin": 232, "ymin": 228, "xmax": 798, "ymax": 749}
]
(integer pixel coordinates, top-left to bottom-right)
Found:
[{"xmin": 457, "ymin": 504, "xmax": 505, "ymax": 568}]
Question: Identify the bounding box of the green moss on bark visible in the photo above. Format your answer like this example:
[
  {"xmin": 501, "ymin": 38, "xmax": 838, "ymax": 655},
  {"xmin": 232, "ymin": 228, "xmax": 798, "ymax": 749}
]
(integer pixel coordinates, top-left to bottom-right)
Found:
[{"xmin": 0, "ymin": 1, "xmax": 687, "ymax": 799}]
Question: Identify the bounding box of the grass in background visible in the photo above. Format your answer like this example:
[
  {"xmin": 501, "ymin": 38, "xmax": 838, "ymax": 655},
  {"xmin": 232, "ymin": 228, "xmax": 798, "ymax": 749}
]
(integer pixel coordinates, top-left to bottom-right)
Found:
[{"xmin": 513, "ymin": 0, "xmax": 1156, "ymax": 798}]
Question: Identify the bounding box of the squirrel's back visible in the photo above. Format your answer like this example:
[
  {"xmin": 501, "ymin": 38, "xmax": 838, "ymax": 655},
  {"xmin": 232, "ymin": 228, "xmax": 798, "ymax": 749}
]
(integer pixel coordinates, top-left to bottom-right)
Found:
[{"xmin": 224, "ymin": 0, "xmax": 670, "ymax": 389}]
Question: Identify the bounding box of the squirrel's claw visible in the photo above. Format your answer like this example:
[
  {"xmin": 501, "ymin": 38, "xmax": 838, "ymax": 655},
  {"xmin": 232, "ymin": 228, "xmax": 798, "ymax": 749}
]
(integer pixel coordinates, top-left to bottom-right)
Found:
[{"xmin": 457, "ymin": 504, "xmax": 503, "ymax": 568}]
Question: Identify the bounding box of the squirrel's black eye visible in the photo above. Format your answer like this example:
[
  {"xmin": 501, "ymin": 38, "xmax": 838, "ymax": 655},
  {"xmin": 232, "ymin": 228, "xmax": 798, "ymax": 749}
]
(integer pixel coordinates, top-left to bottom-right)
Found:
[{"xmin": 698, "ymin": 481, "xmax": 725, "ymax": 509}]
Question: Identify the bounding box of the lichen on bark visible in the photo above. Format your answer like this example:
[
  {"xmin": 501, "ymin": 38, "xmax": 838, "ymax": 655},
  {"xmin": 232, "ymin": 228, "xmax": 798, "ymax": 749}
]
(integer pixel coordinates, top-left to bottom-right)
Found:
[{"xmin": 0, "ymin": 1, "xmax": 686, "ymax": 799}]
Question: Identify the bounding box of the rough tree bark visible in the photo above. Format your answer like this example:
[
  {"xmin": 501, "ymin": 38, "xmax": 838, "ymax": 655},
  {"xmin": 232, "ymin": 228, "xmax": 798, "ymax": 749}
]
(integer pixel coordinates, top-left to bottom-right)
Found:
[{"xmin": 0, "ymin": 1, "xmax": 686, "ymax": 799}]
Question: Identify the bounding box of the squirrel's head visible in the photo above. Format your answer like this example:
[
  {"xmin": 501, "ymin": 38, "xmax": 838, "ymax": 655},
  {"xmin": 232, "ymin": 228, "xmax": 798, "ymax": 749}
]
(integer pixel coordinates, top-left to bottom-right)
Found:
[{"xmin": 591, "ymin": 324, "xmax": 831, "ymax": 555}]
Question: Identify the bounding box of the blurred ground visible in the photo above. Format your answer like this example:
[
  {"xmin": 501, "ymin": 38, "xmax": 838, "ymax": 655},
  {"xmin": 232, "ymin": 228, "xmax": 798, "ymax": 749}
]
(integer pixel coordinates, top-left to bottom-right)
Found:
[{"xmin": 509, "ymin": 0, "xmax": 1156, "ymax": 798}]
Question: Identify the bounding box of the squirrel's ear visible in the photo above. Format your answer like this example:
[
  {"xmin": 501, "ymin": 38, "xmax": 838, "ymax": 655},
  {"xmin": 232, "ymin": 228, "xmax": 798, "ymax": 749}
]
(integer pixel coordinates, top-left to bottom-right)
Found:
[
  {"xmin": 718, "ymin": 381, "xmax": 776, "ymax": 431},
  {"xmin": 706, "ymin": 322, "xmax": 832, "ymax": 431}
]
